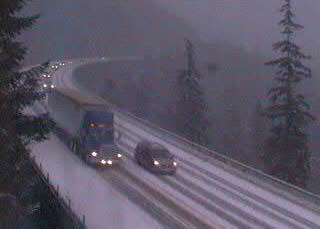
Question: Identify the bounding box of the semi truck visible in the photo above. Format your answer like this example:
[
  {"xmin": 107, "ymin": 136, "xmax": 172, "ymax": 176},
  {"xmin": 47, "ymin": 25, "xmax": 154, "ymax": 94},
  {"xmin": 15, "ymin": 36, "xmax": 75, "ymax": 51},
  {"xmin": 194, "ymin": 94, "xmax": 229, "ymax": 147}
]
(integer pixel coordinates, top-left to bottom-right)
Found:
[{"xmin": 48, "ymin": 91, "xmax": 122, "ymax": 167}]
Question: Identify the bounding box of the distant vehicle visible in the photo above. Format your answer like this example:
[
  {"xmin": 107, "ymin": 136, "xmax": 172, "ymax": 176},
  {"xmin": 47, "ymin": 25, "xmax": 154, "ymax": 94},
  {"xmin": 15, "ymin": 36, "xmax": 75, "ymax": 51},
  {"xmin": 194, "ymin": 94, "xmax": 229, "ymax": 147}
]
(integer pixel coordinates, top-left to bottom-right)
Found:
[
  {"xmin": 50, "ymin": 64, "xmax": 59, "ymax": 70},
  {"xmin": 50, "ymin": 61, "xmax": 64, "ymax": 70},
  {"xmin": 42, "ymin": 73, "xmax": 52, "ymax": 78},
  {"xmin": 49, "ymin": 60, "xmax": 69, "ymax": 71},
  {"xmin": 41, "ymin": 76, "xmax": 55, "ymax": 91},
  {"xmin": 51, "ymin": 104, "xmax": 122, "ymax": 167},
  {"xmin": 42, "ymin": 82, "xmax": 55, "ymax": 90},
  {"xmin": 135, "ymin": 140, "xmax": 177, "ymax": 174}
]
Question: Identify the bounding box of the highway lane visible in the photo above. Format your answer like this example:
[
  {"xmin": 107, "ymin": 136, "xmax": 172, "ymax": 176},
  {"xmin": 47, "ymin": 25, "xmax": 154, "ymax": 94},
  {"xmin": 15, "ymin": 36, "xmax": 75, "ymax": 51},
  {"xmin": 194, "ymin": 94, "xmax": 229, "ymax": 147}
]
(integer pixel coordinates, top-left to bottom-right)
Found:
[
  {"xmin": 40, "ymin": 59, "xmax": 228, "ymax": 228},
  {"xmin": 29, "ymin": 105, "xmax": 171, "ymax": 229},
  {"xmin": 116, "ymin": 123, "xmax": 319, "ymax": 229},
  {"xmin": 46, "ymin": 57, "xmax": 320, "ymax": 228},
  {"xmin": 35, "ymin": 96, "xmax": 227, "ymax": 228},
  {"xmin": 111, "ymin": 105, "xmax": 320, "ymax": 213}
]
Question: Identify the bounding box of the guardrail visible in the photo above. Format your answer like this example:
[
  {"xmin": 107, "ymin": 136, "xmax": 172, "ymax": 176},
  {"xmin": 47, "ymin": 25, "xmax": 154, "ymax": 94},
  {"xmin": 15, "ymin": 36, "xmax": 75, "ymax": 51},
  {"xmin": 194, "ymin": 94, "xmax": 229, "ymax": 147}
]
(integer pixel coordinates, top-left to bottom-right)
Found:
[
  {"xmin": 30, "ymin": 156, "xmax": 86, "ymax": 229},
  {"xmin": 114, "ymin": 107, "xmax": 320, "ymax": 205},
  {"xmin": 69, "ymin": 59, "xmax": 320, "ymax": 207},
  {"xmin": 117, "ymin": 106, "xmax": 320, "ymax": 197}
]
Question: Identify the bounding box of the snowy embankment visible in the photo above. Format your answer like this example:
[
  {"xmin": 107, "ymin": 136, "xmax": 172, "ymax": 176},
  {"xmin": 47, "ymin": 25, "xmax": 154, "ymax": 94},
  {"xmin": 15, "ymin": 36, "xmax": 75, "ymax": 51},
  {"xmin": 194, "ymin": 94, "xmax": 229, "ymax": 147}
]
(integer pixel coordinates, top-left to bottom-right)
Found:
[{"xmin": 30, "ymin": 132, "xmax": 163, "ymax": 229}]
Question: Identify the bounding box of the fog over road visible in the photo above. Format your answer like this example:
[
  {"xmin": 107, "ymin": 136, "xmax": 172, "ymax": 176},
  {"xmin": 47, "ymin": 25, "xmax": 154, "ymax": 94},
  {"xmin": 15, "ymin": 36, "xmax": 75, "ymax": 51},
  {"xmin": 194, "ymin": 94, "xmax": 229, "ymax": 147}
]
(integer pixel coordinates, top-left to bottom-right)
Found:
[
  {"xmin": 22, "ymin": 0, "xmax": 320, "ymax": 193},
  {"xmin": 23, "ymin": 1, "xmax": 320, "ymax": 65}
]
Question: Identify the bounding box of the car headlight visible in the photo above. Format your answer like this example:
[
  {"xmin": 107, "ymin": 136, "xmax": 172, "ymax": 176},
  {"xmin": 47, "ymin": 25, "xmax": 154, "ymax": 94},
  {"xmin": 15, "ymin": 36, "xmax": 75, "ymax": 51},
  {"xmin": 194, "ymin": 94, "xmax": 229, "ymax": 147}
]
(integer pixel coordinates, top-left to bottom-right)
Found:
[
  {"xmin": 91, "ymin": 151, "xmax": 97, "ymax": 157},
  {"xmin": 173, "ymin": 161, "xmax": 177, "ymax": 166},
  {"xmin": 154, "ymin": 160, "xmax": 159, "ymax": 166},
  {"xmin": 117, "ymin": 153, "xmax": 122, "ymax": 158},
  {"xmin": 101, "ymin": 159, "xmax": 106, "ymax": 165},
  {"xmin": 107, "ymin": 160, "xmax": 113, "ymax": 165},
  {"xmin": 43, "ymin": 84, "xmax": 47, "ymax": 88},
  {"xmin": 50, "ymin": 84, "xmax": 55, "ymax": 89}
]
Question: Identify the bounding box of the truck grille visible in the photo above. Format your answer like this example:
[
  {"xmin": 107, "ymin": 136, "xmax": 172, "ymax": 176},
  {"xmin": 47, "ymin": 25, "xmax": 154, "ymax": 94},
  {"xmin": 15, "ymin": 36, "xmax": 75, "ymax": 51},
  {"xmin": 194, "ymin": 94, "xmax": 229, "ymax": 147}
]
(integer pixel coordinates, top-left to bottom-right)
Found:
[{"xmin": 100, "ymin": 144, "xmax": 119, "ymax": 155}]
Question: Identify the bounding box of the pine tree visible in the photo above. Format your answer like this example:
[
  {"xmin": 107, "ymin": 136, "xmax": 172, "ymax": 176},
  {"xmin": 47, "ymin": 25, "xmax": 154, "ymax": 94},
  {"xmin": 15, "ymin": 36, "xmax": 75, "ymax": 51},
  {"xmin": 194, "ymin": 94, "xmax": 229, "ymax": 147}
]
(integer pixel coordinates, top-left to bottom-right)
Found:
[
  {"xmin": 175, "ymin": 39, "xmax": 209, "ymax": 145},
  {"xmin": 263, "ymin": 0, "xmax": 314, "ymax": 188},
  {"xmin": 0, "ymin": 0, "xmax": 53, "ymax": 194}
]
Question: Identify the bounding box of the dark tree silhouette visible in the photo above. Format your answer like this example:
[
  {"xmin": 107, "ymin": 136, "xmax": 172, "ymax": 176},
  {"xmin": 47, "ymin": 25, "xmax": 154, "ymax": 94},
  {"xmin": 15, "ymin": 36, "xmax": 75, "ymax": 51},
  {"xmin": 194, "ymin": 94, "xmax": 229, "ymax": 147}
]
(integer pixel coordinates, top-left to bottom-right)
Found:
[
  {"xmin": 0, "ymin": 0, "xmax": 55, "ymax": 206},
  {"xmin": 263, "ymin": 0, "xmax": 314, "ymax": 188},
  {"xmin": 175, "ymin": 39, "xmax": 210, "ymax": 145}
]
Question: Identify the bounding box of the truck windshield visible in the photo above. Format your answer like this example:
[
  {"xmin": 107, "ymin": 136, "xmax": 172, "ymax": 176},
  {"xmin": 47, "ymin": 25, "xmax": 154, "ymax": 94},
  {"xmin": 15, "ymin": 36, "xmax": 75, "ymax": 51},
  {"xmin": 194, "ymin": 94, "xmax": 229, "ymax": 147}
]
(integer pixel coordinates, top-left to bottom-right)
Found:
[{"xmin": 88, "ymin": 128, "xmax": 113, "ymax": 143}]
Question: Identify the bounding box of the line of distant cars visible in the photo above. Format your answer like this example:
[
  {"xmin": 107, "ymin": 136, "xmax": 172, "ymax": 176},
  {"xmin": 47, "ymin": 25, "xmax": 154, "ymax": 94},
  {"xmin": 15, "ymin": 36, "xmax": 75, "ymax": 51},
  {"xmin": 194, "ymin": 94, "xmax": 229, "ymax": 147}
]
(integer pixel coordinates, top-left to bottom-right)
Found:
[{"xmin": 41, "ymin": 61, "xmax": 71, "ymax": 91}]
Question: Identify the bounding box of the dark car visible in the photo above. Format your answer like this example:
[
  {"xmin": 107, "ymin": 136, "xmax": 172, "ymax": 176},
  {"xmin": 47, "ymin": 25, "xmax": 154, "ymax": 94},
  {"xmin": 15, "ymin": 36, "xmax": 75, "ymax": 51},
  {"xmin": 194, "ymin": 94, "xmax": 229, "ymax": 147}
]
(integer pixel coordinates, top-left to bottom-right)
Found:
[{"xmin": 134, "ymin": 140, "xmax": 177, "ymax": 174}]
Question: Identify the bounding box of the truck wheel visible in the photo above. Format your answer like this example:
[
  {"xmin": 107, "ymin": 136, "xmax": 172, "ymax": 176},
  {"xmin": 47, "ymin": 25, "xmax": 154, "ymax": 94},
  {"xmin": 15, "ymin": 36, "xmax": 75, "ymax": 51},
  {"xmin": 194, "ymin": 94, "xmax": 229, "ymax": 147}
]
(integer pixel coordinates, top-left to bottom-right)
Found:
[
  {"xmin": 137, "ymin": 158, "xmax": 142, "ymax": 166},
  {"xmin": 73, "ymin": 141, "xmax": 78, "ymax": 153},
  {"xmin": 83, "ymin": 154, "xmax": 89, "ymax": 164},
  {"xmin": 114, "ymin": 131, "xmax": 122, "ymax": 141},
  {"xmin": 69, "ymin": 140, "xmax": 74, "ymax": 151}
]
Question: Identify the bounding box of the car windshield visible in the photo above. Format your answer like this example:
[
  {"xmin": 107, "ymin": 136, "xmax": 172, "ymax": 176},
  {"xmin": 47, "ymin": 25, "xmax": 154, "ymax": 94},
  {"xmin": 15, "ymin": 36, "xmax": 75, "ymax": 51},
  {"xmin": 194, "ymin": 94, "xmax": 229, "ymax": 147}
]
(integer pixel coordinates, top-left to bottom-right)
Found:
[
  {"xmin": 88, "ymin": 128, "xmax": 113, "ymax": 143},
  {"xmin": 151, "ymin": 149, "xmax": 171, "ymax": 158}
]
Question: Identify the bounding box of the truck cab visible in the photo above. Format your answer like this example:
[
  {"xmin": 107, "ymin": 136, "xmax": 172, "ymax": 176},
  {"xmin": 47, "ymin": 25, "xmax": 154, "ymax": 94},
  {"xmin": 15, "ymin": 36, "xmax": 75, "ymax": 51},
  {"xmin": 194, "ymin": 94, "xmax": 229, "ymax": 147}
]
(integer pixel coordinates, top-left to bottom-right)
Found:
[{"xmin": 70, "ymin": 110, "xmax": 122, "ymax": 166}]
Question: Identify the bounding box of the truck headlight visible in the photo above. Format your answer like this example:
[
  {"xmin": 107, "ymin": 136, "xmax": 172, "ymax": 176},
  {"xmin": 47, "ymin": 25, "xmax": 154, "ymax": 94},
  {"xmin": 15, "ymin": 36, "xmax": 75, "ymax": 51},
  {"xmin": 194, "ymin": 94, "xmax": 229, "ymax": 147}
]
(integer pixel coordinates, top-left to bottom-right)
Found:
[
  {"xmin": 117, "ymin": 153, "xmax": 122, "ymax": 158},
  {"xmin": 154, "ymin": 160, "xmax": 159, "ymax": 166},
  {"xmin": 173, "ymin": 161, "xmax": 177, "ymax": 166},
  {"xmin": 107, "ymin": 160, "xmax": 113, "ymax": 165},
  {"xmin": 91, "ymin": 152, "xmax": 97, "ymax": 157},
  {"xmin": 50, "ymin": 84, "xmax": 55, "ymax": 89},
  {"xmin": 101, "ymin": 159, "xmax": 106, "ymax": 165}
]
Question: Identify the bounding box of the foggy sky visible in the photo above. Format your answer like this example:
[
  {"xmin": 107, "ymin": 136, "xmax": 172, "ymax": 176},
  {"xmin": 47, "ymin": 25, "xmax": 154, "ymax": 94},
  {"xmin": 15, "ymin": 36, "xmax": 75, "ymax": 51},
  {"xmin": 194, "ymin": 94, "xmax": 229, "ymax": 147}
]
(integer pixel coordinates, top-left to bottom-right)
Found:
[
  {"xmin": 21, "ymin": 0, "xmax": 320, "ymax": 193},
  {"xmin": 155, "ymin": 0, "xmax": 320, "ymax": 56},
  {"xmin": 22, "ymin": 0, "xmax": 320, "ymax": 65}
]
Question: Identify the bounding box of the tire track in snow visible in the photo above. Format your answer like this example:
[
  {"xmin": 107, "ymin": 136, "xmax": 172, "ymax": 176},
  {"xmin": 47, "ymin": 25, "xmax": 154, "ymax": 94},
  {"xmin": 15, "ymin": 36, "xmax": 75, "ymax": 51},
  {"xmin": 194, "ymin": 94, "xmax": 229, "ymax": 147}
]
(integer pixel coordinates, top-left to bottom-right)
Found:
[{"xmin": 116, "ymin": 122, "xmax": 319, "ymax": 229}]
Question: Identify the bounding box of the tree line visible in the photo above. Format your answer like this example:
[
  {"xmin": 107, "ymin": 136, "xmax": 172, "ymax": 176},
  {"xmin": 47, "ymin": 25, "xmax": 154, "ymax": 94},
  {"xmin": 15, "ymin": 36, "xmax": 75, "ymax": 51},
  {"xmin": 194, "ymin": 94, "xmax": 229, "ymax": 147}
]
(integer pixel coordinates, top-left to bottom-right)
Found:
[
  {"xmin": 174, "ymin": 0, "xmax": 314, "ymax": 188},
  {"xmin": 0, "ymin": 1, "xmax": 315, "ymax": 228},
  {"xmin": 84, "ymin": 0, "xmax": 314, "ymax": 189},
  {"xmin": 0, "ymin": 0, "xmax": 57, "ymax": 228}
]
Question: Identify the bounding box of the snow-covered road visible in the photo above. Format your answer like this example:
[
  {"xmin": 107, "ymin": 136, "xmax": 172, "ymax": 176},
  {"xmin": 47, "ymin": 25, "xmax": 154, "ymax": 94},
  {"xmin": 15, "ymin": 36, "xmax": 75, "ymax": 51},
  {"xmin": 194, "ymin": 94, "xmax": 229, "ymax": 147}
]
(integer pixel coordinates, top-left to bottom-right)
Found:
[
  {"xmin": 31, "ymin": 133, "xmax": 165, "ymax": 229},
  {"xmin": 115, "ymin": 119, "xmax": 320, "ymax": 228},
  {"xmin": 30, "ymin": 57, "xmax": 320, "ymax": 228}
]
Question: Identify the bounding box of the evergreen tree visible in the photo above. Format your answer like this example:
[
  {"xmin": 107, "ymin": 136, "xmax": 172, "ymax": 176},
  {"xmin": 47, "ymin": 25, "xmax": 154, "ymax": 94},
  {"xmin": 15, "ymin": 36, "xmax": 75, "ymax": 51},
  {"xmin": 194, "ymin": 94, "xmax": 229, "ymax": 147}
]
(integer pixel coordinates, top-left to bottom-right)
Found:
[
  {"xmin": 0, "ymin": 0, "xmax": 53, "ymax": 194},
  {"xmin": 263, "ymin": 0, "xmax": 314, "ymax": 187},
  {"xmin": 175, "ymin": 39, "xmax": 209, "ymax": 145}
]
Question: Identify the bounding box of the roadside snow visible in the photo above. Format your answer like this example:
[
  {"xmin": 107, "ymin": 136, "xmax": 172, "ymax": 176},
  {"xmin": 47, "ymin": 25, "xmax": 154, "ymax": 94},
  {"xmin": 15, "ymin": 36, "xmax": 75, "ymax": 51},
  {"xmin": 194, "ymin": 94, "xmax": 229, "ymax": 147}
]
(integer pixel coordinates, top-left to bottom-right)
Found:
[{"xmin": 31, "ymin": 134, "xmax": 163, "ymax": 229}]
